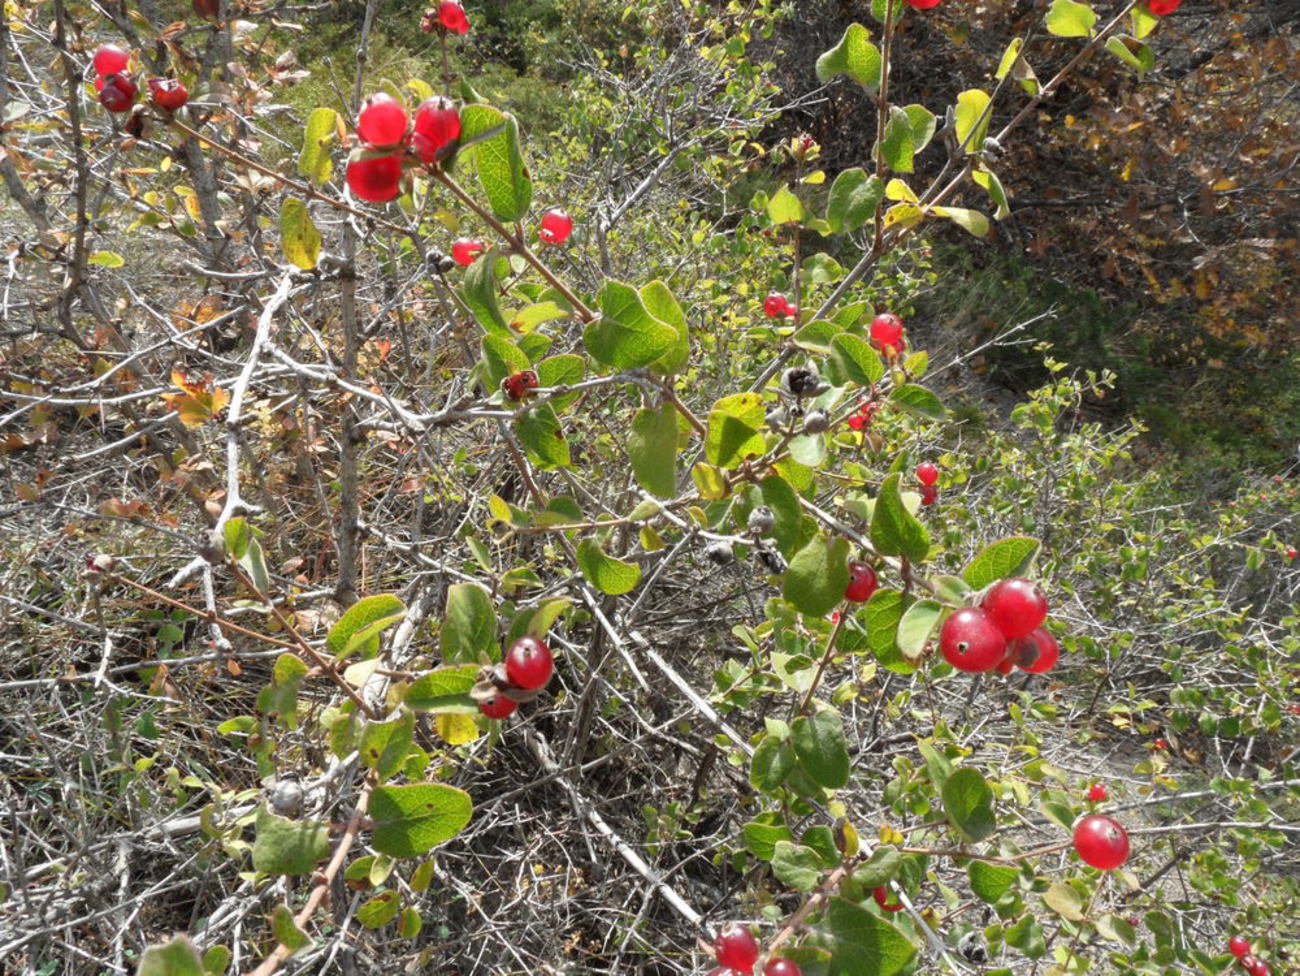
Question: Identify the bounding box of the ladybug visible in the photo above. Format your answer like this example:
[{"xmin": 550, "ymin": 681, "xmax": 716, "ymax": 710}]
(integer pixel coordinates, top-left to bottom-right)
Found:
[{"xmin": 501, "ymin": 369, "xmax": 539, "ymax": 401}]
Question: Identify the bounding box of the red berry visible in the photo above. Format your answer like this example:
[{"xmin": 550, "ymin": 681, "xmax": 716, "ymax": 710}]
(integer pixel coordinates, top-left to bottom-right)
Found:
[
  {"xmin": 93, "ymin": 44, "xmax": 130, "ymax": 77},
  {"xmin": 919, "ymin": 484, "xmax": 938, "ymax": 507},
  {"xmin": 1010, "ymin": 627, "xmax": 1060, "ymax": 673},
  {"xmin": 995, "ymin": 650, "xmax": 1016, "ymax": 675},
  {"xmin": 764, "ymin": 292, "xmax": 791, "ymax": 319},
  {"xmin": 873, "ymin": 886, "xmax": 904, "ymax": 912},
  {"xmin": 438, "ymin": 0, "xmax": 470, "ymax": 33},
  {"xmin": 504, "ymin": 635, "xmax": 553, "ymax": 691},
  {"xmin": 869, "ymin": 312, "xmax": 904, "ymax": 349},
  {"xmin": 451, "ymin": 238, "xmax": 485, "ymax": 266},
  {"xmin": 1153, "ymin": 738, "xmax": 1167, "ymax": 751},
  {"xmin": 147, "ymin": 77, "xmax": 188, "ymax": 111},
  {"xmin": 916, "ymin": 461, "xmax": 939, "ymax": 486},
  {"xmin": 98, "ymin": 73, "xmax": 137, "ymax": 113},
  {"xmin": 356, "ymin": 92, "xmax": 408, "ymax": 147},
  {"xmin": 1247, "ymin": 959, "xmax": 1270, "ymax": 976},
  {"xmin": 847, "ymin": 414, "xmax": 866, "ymax": 431},
  {"xmin": 939, "ymin": 608, "xmax": 1006, "ymax": 672},
  {"xmin": 1086, "ymin": 782, "xmax": 1108, "ymax": 802},
  {"xmin": 1287, "ymin": 547, "xmax": 1298, "ymax": 560},
  {"xmin": 981, "ymin": 577, "xmax": 1048, "ymax": 639},
  {"xmin": 844, "ymin": 561, "xmax": 878, "ymax": 603},
  {"xmin": 345, "ymin": 151, "xmax": 403, "ymax": 203},
  {"xmin": 539, "ymin": 207, "xmax": 574, "ymax": 245},
  {"xmin": 501, "ymin": 369, "xmax": 539, "ymax": 401},
  {"xmin": 1229, "ymin": 937, "xmax": 1251, "ymax": 959},
  {"xmin": 905, "ymin": 0, "xmax": 942, "ymax": 8},
  {"xmin": 1147, "ymin": 0, "xmax": 1181, "ymax": 14},
  {"xmin": 713, "ymin": 924, "xmax": 759, "ymax": 972},
  {"xmin": 764, "ymin": 959, "xmax": 802, "ymax": 976},
  {"xmin": 411, "ymin": 96, "xmax": 461, "ymax": 161},
  {"xmin": 1073, "ymin": 814, "xmax": 1130, "ymax": 870},
  {"xmin": 478, "ymin": 692, "xmax": 517, "ymax": 719}
]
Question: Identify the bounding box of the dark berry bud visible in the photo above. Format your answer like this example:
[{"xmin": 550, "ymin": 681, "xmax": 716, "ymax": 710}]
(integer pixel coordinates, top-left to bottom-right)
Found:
[
  {"xmin": 781, "ymin": 365, "xmax": 821, "ymax": 397},
  {"xmin": 802, "ymin": 408, "xmax": 829, "ymax": 434},
  {"xmin": 747, "ymin": 505, "xmax": 775, "ymax": 536},
  {"xmin": 704, "ymin": 540, "xmax": 734, "ymax": 566}
]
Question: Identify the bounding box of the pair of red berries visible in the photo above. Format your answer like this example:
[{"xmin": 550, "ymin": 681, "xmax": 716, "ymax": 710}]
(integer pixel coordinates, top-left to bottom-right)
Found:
[
  {"xmin": 763, "ymin": 292, "xmax": 797, "ymax": 320},
  {"xmin": 938, "ymin": 577, "xmax": 1058, "ymax": 674},
  {"xmin": 477, "ymin": 636, "xmax": 554, "ymax": 719},
  {"xmin": 421, "ymin": 1, "xmax": 470, "ymax": 34},
  {"xmin": 501, "ymin": 369, "xmax": 539, "ymax": 401},
  {"xmin": 346, "ymin": 92, "xmax": 461, "ymax": 202},
  {"xmin": 846, "ymin": 400, "xmax": 879, "ymax": 431},
  {"xmin": 868, "ymin": 312, "xmax": 907, "ymax": 354},
  {"xmin": 1230, "ymin": 937, "xmax": 1270, "ymax": 976},
  {"xmin": 710, "ymin": 924, "xmax": 800, "ymax": 976},
  {"xmin": 1086, "ymin": 782, "xmax": 1108, "ymax": 803},
  {"xmin": 1073, "ymin": 814, "xmax": 1130, "ymax": 870}
]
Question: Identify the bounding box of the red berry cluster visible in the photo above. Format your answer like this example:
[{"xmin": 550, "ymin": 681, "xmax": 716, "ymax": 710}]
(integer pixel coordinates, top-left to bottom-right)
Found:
[
  {"xmin": 1073, "ymin": 814, "xmax": 1130, "ymax": 870},
  {"xmin": 939, "ymin": 577, "xmax": 1059, "ymax": 674},
  {"xmin": 708, "ymin": 924, "xmax": 801, "ymax": 976},
  {"xmin": 1230, "ymin": 937, "xmax": 1270, "ymax": 976},
  {"xmin": 92, "ymin": 44, "xmax": 137, "ymax": 114},
  {"xmin": 421, "ymin": 0, "xmax": 470, "ymax": 34},
  {"xmin": 763, "ymin": 292, "xmax": 797, "ymax": 320},
  {"xmin": 916, "ymin": 461, "xmax": 939, "ymax": 506},
  {"xmin": 476, "ymin": 636, "xmax": 554, "ymax": 720},
  {"xmin": 345, "ymin": 93, "xmax": 463, "ymax": 202}
]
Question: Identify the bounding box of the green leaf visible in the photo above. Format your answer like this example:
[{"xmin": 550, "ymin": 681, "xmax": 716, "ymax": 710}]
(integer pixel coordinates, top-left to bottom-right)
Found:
[
  {"xmin": 995, "ymin": 37, "xmax": 1041, "ymax": 95},
  {"xmin": 968, "ymin": 860, "xmax": 1019, "ymax": 902},
  {"xmin": 369, "ymin": 784, "xmax": 473, "ymax": 857},
  {"xmin": 297, "ymin": 107, "xmax": 338, "ymax": 185},
  {"xmin": 743, "ymin": 812, "xmax": 793, "ymax": 860},
  {"xmin": 224, "ymin": 517, "xmax": 253, "ymax": 560},
  {"xmin": 930, "ymin": 206, "xmax": 989, "ymax": 237},
  {"xmin": 458, "ymin": 105, "xmax": 532, "ymax": 221},
  {"xmin": 972, "ymin": 167, "xmax": 1012, "ymax": 219},
  {"xmin": 516, "ymin": 403, "xmax": 571, "ymax": 470},
  {"xmin": 891, "ymin": 383, "xmax": 947, "ymax": 420},
  {"xmin": 252, "ymin": 804, "xmax": 330, "ymax": 875},
  {"xmin": 826, "ymin": 168, "xmax": 884, "ymax": 233},
  {"xmin": 962, "ymin": 537, "xmax": 1041, "ymax": 589},
  {"xmin": 640, "ymin": 280, "xmax": 690, "ymax": 374},
  {"xmin": 508, "ymin": 300, "xmax": 568, "ymax": 334},
  {"xmin": 877, "ymin": 105, "xmax": 916, "ymax": 173},
  {"xmin": 751, "ymin": 733, "xmax": 796, "ymax": 791},
  {"xmin": 706, "ymin": 392, "xmax": 766, "ymax": 468},
  {"xmin": 535, "ymin": 353, "xmax": 585, "ymax": 411},
  {"xmin": 461, "ymin": 250, "xmax": 510, "ymax": 336},
  {"xmin": 1046, "ymin": 0, "xmax": 1097, "ymax": 37},
  {"xmin": 257, "ymin": 653, "xmax": 308, "ymax": 730},
  {"xmin": 1130, "ymin": 4, "xmax": 1160, "ymax": 38},
  {"xmin": 802, "ymin": 825, "xmax": 842, "ymax": 867},
  {"xmin": 576, "ymin": 539, "xmax": 641, "ymax": 595},
  {"xmin": 629, "ymin": 404, "xmax": 678, "ymax": 497},
  {"xmin": 1042, "ymin": 880, "xmax": 1085, "ymax": 920},
  {"xmin": 326, "ymin": 594, "xmax": 405, "ymax": 660},
  {"xmin": 826, "ymin": 896, "xmax": 917, "ymax": 976},
  {"xmin": 399, "ymin": 906, "xmax": 423, "ymax": 940},
  {"xmin": 941, "ymin": 768, "xmax": 997, "ymax": 842},
  {"xmin": 138, "ymin": 935, "xmax": 204, "ymax": 976},
  {"xmin": 406, "ymin": 665, "xmax": 480, "ymax": 713},
  {"xmin": 902, "ymin": 104, "xmax": 937, "ymax": 155},
  {"xmin": 481, "ymin": 333, "xmax": 531, "ymax": 389},
  {"xmin": 1105, "ymin": 35, "xmax": 1154, "ymax": 77},
  {"xmin": 441, "ymin": 582, "xmax": 496, "ymax": 664},
  {"xmin": 954, "ymin": 89, "xmax": 992, "ymax": 154},
  {"xmin": 816, "ymin": 23, "xmax": 882, "ymax": 90},
  {"xmin": 864, "ymin": 589, "xmax": 915, "ymax": 674},
  {"xmin": 201, "ymin": 945, "xmax": 230, "ymax": 976},
  {"xmin": 358, "ymin": 710, "xmax": 415, "ymax": 781},
  {"xmin": 870, "ymin": 473, "xmax": 930, "ymax": 563},
  {"xmin": 830, "ymin": 333, "xmax": 886, "ymax": 387},
  {"xmin": 761, "ymin": 473, "xmax": 804, "ymax": 557},
  {"xmin": 270, "ymin": 905, "xmax": 313, "ymax": 954},
  {"xmin": 357, "ymin": 891, "xmax": 401, "ymax": 929},
  {"xmin": 792, "ymin": 706, "xmax": 850, "ymax": 790},
  {"xmin": 767, "ymin": 184, "xmax": 805, "ymax": 225},
  {"xmin": 852, "ymin": 846, "xmax": 902, "ymax": 888},
  {"xmin": 1006, "ymin": 914, "xmax": 1047, "ymax": 957},
  {"xmin": 896, "ymin": 598, "xmax": 943, "ymax": 661},
  {"xmin": 882, "ymin": 203, "xmax": 924, "ymax": 230},
  {"xmin": 584, "ymin": 280, "xmax": 679, "ymax": 369},
  {"xmin": 772, "ymin": 841, "xmax": 824, "ymax": 891},
  {"xmin": 87, "ymin": 250, "xmax": 125, "ymax": 267},
  {"xmin": 783, "ymin": 534, "xmax": 852, "ymax": 618},
  {"xmin": 279, "ymin": 198, "xmax": 321, "ymax": 270}
]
